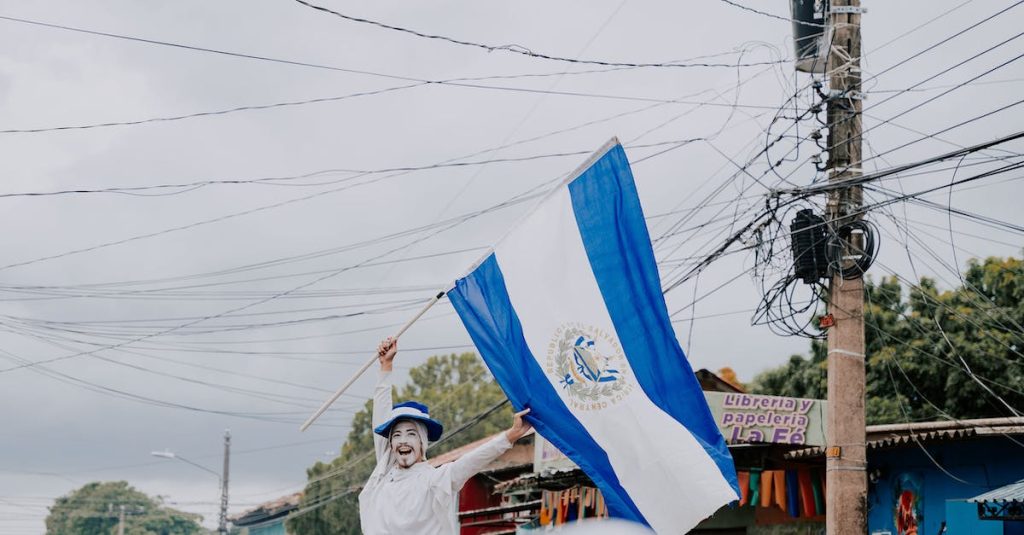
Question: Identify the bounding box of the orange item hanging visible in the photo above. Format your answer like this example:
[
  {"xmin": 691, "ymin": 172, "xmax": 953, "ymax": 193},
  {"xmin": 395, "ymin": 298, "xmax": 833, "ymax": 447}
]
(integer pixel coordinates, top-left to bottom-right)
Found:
[
  {"xmin": 760, "ymin": 470, "xmax": 774, "ymax": 508},
  {"xmin": 539, "ymin": 491, "xmax": 551, "ymax": 526},
  {"xmin": 773, "ymin": 470, "xmax": 787, "ymax": 511},
  {"xmin": 737, "ymin": 471, "xmax": 750, "ymax": 505}
]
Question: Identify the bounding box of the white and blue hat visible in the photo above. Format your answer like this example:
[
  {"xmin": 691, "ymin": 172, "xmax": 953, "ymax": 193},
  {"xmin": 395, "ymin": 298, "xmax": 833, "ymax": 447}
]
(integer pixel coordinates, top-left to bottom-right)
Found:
[{"xmin": 373, "ymin": 401, "xmax": 444, "ymax": 442}]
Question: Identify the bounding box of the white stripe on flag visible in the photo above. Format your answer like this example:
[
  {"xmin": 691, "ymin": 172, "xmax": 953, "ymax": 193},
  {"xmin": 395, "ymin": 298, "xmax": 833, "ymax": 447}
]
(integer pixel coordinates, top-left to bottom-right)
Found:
[{"xmin": 493, "ymin": 186, "xmax": 737, "ymax": 532}]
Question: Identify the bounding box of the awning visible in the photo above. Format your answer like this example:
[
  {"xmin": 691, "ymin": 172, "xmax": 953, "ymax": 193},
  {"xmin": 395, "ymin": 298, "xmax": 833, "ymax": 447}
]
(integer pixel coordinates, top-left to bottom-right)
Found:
[{"xmin": 969, "ymin": 479, "xmax": 1024, "ymax": 521}]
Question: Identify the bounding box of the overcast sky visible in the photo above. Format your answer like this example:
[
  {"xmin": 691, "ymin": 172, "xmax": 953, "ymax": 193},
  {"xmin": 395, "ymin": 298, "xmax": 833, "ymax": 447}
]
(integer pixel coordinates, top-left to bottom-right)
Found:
[{"xmin": 0, "ymin": 1, "xmax": 1021, "ymax": 532}]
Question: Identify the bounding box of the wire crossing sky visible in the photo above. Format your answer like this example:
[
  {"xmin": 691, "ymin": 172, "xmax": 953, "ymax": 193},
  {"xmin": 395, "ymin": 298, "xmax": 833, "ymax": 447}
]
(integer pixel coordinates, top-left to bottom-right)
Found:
[{"xmin": 0, "ymin": 1, "xmax": 1021, "ymax": 533}]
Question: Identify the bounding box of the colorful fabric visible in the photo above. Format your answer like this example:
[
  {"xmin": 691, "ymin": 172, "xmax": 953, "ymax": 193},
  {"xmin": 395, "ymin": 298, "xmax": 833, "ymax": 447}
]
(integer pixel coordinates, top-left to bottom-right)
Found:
[
  {"xmin": 811, "ymin": 468, "xmax": 825, "ymax": 515},
  {"xmin": 786, "ymin": 470, "xmax": 801, "ymax": 517},
  {"xmin": 773, "ymin": 470, "xmax": 787, "ymax": 511},
  {"xmin": 737, "ymin": 471, "xmax": 750, "ymax": 506},
  {"xmin": 448, "ymin": 140, "xmax": 739, "ymax": 534},
  {"xmin": 749, "ymin": 470, "xmax": 762, "ymax": 505},
  {"xmin": 760, "ymin": 470, "xmax": 774, "ymax": 508},
  {"xmin": 798, "ymin": 468, "xmax": 816, "ymax": 517}
]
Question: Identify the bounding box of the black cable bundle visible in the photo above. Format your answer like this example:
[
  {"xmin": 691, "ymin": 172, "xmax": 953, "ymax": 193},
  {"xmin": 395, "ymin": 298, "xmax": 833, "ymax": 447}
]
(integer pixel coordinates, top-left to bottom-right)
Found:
[
  {"xmin": 790, "ymin": 209, "xmax": 829, "ymax": 283},
  {"xmin": 827, "ymin": 219, "xmax": 879, "ymax": 280},
  {"xmin": 750, "ymin": 203, "xmax": 828, "ymax": 339}
]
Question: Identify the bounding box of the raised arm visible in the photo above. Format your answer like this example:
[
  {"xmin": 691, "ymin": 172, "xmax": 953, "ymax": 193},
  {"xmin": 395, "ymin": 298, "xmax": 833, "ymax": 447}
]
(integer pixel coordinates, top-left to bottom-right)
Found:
[
  {"xmin": 371, "ymin": 337, "xmax": 397, "ymax": 463},
  {"xmin": 444, "ymin": 408, "xmax": 532, "ymax": 491}
]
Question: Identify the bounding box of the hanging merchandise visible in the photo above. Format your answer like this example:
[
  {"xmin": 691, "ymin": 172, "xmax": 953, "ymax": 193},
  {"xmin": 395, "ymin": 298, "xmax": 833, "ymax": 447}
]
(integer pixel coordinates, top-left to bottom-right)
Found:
[
  {"xmin": 811, "ymin": 468, "xmax": 825, "ymax": 515},
  {"xmin": 749, "ymin": 470, "xmax": 762, "ymax": 505},
  {"xmin": 773, "ymin": 470, "xmax": 788, "ymax": 511},
  {"xmin": 538, "ymin": 486, "xmax": 609, "ymax": 527},
  {"xmin": 798, "ymin": 468, "xmax": 816, "ymax": 518},
  {"xmin": 737, "ymin": 471, "xmax": 751, "ymax": 506},
  {"xmin": 760, "ymin": 470, "xmax": 775, "ymax": 508},
  {"xmin": 786, "ymin": 470, "xmax": 801, "ymax": 518}
]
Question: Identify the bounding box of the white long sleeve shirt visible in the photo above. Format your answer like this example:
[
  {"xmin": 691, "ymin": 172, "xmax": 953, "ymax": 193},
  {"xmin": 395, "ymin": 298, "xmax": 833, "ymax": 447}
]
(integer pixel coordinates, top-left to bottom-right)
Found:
[{"xmin": 358, "ymin": 370, "xmax": 513, "ymax": 535}]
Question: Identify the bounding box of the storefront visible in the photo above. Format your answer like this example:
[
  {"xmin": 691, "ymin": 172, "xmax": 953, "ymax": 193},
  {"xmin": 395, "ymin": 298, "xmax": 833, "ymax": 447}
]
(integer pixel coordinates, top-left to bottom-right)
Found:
[
  {"xmin": 443, "ymin": 377, "xmax": 829, "ymax": 534},
  {"xmin": 786, "ymin": 417, "xmax": 1024, "ymax": 535}
]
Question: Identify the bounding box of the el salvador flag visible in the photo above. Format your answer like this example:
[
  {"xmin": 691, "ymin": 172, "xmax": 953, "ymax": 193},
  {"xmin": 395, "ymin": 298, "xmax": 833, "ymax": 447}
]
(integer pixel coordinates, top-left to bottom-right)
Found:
[{"xmin": 448, "ymin": 139, "xmax": 739, "ymax": 533}]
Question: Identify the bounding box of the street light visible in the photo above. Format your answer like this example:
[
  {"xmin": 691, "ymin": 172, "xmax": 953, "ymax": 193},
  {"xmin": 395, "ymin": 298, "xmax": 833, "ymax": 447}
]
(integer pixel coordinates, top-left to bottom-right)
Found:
[
  {"xmin": 150, "ymin": 450, "xmax": 221, "ymax": 480},
  {"xmin": 151, "ymin": 429, "xmax": 231, "ymax": 535}
]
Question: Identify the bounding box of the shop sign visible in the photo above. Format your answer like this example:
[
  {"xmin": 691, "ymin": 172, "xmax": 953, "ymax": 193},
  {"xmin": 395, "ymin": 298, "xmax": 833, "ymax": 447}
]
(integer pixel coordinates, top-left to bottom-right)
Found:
[
  {"xmin": 534, "ymin": 391, "xmax": 826, "ymax": 473},
  {"xmin": 706, "ymin": 391, "xmax": 826, "ymax": 446}
]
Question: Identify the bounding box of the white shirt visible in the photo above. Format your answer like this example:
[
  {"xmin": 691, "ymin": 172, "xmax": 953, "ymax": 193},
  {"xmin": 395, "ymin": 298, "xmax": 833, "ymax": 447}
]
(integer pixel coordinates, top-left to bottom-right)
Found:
[{"xmin": 358, "ymin": 370, "xmax": 513, "ymax": 535}]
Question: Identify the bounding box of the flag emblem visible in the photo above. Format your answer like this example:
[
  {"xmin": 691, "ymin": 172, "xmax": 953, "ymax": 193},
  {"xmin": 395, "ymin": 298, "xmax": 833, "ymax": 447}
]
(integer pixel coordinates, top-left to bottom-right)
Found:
[{"xmin": 548, "ymin": 323, "xmax": 634, "ymax": 410}]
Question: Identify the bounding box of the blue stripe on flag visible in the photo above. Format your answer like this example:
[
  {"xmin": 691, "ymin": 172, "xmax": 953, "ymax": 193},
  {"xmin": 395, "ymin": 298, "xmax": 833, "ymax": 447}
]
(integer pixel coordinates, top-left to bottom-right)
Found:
[
  {"xmin": 449, "ymin": 254, "xmax": 648, "ymax": 525},
  {"xmin": 567, "ymin": 144, "xmax": 740, "ymax": 495}
]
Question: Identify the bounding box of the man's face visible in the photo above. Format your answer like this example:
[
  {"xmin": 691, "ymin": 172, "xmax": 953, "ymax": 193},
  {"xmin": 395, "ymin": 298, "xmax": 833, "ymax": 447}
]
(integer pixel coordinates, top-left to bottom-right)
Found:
[{"xmin": 389, "ymin": 420, "xmax": 423, "ymax": 469}]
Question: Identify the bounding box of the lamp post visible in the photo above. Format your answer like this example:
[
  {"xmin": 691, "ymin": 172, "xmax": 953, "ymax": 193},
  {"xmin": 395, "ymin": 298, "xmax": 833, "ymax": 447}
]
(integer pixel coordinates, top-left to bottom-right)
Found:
[{"xmin": 152, "ymin": 429, "xmax": 231, "ymax": 535}]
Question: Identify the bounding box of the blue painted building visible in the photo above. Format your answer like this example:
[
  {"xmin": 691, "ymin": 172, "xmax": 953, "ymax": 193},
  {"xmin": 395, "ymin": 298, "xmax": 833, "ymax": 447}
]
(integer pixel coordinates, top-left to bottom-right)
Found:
[{"xmin": 787, "ymin": 418, "xmax": 1024, "ymax": 535}]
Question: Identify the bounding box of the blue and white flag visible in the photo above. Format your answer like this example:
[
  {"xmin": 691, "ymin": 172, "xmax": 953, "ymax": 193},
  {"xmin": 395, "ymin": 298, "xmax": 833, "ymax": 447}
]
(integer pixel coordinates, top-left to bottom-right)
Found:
[{"xmin": 448, "ymin": 139, "xmax": 739, "ymax": 532}]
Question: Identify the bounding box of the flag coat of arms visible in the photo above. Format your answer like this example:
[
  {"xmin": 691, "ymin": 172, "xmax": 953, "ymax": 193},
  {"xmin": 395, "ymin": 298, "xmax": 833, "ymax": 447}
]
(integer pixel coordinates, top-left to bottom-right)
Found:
[{"xmin": 448, "ymin": 139, "xmax": 740, "ymax": 532}]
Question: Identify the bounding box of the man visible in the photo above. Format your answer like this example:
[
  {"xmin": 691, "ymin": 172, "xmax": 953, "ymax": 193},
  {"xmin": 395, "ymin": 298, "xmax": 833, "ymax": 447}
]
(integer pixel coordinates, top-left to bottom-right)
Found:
[{"xmin": 359, "ymin": 337, "xmax": 532, "ymax": 534}]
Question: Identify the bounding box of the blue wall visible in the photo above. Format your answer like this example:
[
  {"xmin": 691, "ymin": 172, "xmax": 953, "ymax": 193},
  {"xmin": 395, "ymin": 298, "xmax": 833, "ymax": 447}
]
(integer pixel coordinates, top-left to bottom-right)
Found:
[{"xmin": 867, "ymin": 438, "xmax": 1024, "ymax": 535}]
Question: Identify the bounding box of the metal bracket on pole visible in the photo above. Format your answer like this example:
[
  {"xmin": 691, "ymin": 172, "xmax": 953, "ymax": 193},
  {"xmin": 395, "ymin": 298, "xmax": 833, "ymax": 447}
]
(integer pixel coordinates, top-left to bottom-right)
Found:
[
  {"xmin": 827, "ymin": 90, "xmax": 867, "ymax": 101},
  {"xmin": 830, "ymin": 5, "xmax": 867, "ymax": 14}
]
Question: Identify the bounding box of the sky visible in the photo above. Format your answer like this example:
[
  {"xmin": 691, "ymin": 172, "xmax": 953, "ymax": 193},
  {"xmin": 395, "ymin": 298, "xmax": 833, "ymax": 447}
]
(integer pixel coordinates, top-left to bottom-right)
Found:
[{"xmin": 0, "ymin": 0, "xmax": 1021, "ymax": 532}]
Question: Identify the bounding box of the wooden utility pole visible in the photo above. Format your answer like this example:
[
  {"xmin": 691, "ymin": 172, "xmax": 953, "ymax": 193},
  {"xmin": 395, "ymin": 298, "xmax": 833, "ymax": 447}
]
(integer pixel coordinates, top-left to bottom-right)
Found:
[
  {"xmin": 117, "ymin": 504, "xmax": 126, "ymax": 535},
  {"xmin": 824, "ymin": 0, "xmax": 867, "ymax": 533}
]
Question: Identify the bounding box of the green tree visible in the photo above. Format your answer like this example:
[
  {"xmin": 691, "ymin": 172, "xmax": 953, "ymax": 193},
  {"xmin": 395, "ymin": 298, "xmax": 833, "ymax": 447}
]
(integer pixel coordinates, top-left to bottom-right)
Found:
[
  {"xmin": 750, "ymin": 256, "xmax": 1024, "ymax": 424},
  {"xmin": 287, "ymin": 352, "xmax": 511, "ymax": 535},
  {"xmin": 46, "ymin": 481, "xmax": 204, "ymax": 535}
]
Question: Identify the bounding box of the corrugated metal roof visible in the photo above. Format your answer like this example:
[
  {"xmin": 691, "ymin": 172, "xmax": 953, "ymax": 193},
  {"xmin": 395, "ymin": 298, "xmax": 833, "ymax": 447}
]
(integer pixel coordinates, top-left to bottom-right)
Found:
[
  {"xmin": 969, "ymin": 479, "xmax": 1024, "ymax": 504},
  {"xmin": 230, "ymin": 492, "xmax": 302, "ymax": 526},
  {"xmin": 784, "ymin": 417, "xmax": 1024, "ymax": 460}
]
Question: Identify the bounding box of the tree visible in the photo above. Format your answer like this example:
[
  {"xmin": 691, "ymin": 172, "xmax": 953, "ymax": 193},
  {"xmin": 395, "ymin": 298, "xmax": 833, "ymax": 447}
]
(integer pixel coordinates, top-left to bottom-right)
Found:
[
  {"xmin": 287, "ymin": 352, "xmax": 511, "ymax": 535},
  {"xmin": 717, "ymin": 367, "xmax": 745, "ymax": 391},
  {"xmin": 46, "ymin": 481, "xmax": 204, "ymax": 535},
  {"xmin": 750, "ymin": 256, "xmax": 1024, "ymax": 424}
]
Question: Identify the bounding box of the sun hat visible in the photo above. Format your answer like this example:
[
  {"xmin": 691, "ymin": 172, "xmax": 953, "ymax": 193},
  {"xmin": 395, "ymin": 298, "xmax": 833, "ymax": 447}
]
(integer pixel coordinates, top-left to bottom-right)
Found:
[{"xmin": 373, "ymin": 401, "xmax": 444, "ymax": 442}]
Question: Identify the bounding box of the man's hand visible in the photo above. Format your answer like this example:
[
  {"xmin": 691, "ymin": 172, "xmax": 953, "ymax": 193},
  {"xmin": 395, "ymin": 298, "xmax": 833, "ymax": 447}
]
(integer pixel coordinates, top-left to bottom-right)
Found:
[
  {"xmin": 377, "ymin": 337, "xmax": 397, "ymax": 372},
  {"xmin": 505, "ymin": 408, "xmax": 533, "ymax": 443}
]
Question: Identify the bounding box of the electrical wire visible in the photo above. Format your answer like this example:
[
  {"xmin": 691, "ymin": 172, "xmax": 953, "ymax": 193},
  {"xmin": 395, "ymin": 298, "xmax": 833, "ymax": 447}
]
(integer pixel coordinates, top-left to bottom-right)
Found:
[{"xmin": 291, "ymin": 0, "xmax": 790, "ymax": 69}]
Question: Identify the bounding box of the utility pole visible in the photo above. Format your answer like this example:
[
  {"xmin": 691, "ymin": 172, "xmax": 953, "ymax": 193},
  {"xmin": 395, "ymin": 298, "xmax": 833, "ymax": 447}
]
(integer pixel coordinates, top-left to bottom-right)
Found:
[
  {"xmin": 219, "ymin": 429, "xmax": 231, "ymax": 535},
  {"xmin": 117, "ymin": 504, "xmax": 126, "ymax": 535},
  {"xmin": 824, "ymin": 0, "xmax": 867, "ymax": 534}
]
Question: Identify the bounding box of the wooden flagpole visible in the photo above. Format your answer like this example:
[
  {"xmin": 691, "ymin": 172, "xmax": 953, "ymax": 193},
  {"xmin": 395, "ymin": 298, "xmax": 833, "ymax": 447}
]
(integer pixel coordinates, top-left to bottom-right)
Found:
[{"xmin": 299, "ymin": 290, "xmax": 446, "ymax": 432}]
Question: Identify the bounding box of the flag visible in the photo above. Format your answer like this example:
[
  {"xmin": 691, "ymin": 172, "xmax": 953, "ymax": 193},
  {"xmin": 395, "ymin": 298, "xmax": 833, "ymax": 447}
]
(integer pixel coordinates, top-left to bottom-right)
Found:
[{"xmin": 448, "ymin": 139, "xmax": 739, "ymax": 532}]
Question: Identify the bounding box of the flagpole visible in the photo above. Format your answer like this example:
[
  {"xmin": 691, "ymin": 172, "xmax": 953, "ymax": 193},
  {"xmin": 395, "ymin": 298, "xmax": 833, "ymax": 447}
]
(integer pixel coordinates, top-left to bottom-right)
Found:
[{"xmin": 299, "ymin": 290, "xmax": 446, "ymax": 432}]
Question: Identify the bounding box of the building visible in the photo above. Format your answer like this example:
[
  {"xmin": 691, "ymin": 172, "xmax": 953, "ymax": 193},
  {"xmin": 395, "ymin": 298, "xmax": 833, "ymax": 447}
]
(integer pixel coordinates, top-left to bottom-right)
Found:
[
  {"xmin": 439, "ymin": 370, "xmax": 1024, "ymax": 534},
  {"xmin": 429, "ymin": 430, "xmax": 538, "ymax": 534},
  {"xmin": 230, "ymin": 493, "xmax": 301, "ymax": 535},
  {"xmin": 436, "ymin": 369, "xmax": 832, "ymax": 534},
  {"xmin": 787, "ymin": 417, "xmax": 1024, "ymax": 535}
]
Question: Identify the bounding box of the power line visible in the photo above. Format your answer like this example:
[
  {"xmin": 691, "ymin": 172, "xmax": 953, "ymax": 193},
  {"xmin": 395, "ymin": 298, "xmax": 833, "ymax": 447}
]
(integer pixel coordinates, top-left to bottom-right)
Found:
[
  {"xmin": 717, "ymin": 0, "xmax": 825, "ymax": 28},
  {"xmin": 291, "ymin": 0, "xmax": 790, "ymax": 69},
  {"xmin": 778, "ymin": 129, "xmax": 1024, "ymax": 196},
  {"xmin": 759, "ymin": 0, "xmax": 1024, "ymax": 184},
  {"xmin": 0, "ymin": 82, "xmax": 424, "ymax": 134},
  {"xmin": 0, "ymin": 140, "xmax": 696, "ymax": 199}
]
